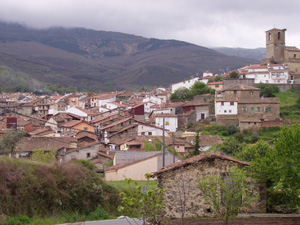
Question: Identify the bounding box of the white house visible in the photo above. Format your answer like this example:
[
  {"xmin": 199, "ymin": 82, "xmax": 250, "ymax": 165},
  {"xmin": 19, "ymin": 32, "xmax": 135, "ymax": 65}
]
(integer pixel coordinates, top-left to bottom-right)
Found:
[
  {"xmin": 215, "ymin": 99, "xmax": 238, "ymax": 115},
  {"xmin": 97, "ymin": 93, "xmax": 116, "ymax": 107},
  {"xmin": 142, "ymin": 96, "xmax": 163, "ymax": 105},
  {"xmin": 66, "ymin": 107, "xmax": 96, "ymax": 121},
  {"xmin": 171, "ymin": 77, "xmax": 200, "ymax": 93},
  {"xmin": 246, "ymin": 64, "xmax": 289, "ymax": 84},
  {"xmin": 155, "ymin": 114, "xmax": 178, "ymax": 132},
  {"xmin": 137, "ymin": 123, "xmax": 169, "ymax": 136}
]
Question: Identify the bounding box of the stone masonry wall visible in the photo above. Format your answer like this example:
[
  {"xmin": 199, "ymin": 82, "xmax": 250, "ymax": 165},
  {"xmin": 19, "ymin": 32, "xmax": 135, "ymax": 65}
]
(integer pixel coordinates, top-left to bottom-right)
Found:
[{"xmin": 157, "ymin": 158, "xmax": 266, "ymax": 219}]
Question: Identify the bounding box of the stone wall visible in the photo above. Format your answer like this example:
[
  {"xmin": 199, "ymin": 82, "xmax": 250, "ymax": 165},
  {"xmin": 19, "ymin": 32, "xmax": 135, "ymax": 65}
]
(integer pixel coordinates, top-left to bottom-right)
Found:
[
  {"xmin": 157, "ymin": 158, "xmax": 266, "ymax": 219},
  {"xmin": 223, "ymin": 78, "xmax": 255, "ymax": 90}
]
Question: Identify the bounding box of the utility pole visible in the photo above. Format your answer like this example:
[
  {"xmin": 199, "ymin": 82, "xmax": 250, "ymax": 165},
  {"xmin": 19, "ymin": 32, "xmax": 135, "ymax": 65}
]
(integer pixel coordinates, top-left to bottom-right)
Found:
[
  {"xmin": 162, "ymin": 117, "xmax": 165, "ymax": 167},
  {"xmin": 172, "ymin": 132, "xmax": 175, "ymax": 163}
]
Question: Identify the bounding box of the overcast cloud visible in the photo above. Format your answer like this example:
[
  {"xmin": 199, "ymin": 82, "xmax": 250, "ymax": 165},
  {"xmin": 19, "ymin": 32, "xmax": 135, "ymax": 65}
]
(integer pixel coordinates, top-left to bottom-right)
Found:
[{"xmin": 0, "ymin": 0, "xmax": 300, "ymax": 48}]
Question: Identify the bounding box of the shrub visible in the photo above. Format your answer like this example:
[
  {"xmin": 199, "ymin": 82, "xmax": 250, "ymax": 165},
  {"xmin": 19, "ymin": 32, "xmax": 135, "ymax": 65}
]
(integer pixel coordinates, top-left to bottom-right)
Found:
[
  {"xmin": 74, "ymin": 159, "xmax": 96, "ymax": 171},
  {"xmin": 5, "ymin": 215, "xmax": 31, "ymax": 225},
  {"xmin": 233, "ymin": 132, "xmax": 244, "ymax": 143},
  {"xmin": 227, "ymin": 124, "xmax": 238, "ymax": 135},
  {"xmin": 0, "ymin": 158, "xmax": 119, "ymax": 217}
]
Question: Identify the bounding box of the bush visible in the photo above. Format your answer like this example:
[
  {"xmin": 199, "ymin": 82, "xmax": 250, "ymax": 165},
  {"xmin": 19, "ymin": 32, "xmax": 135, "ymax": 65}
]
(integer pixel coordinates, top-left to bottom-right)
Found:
[
  {"xmin": 0, "ymin": 158, "xmax": 119, "ymax": 217},
  {"xmin": 227, "ymin": 124, "xmax": 238, "ymax": 135},
  {"xmin": 74, "ymin": 159, "xmax": 96, "ymax": 171},
  {"xmin": 86, "ymin": 207, "xmax": 109, "ymax": 221},
  {"xmin": 233, "ymin": 132, "xmax": 244, "ymax": 143},
  {"xmin": 250, "ymin": 133, "xmax": 260, "ymax": 143},
  {"xmin": 5, "ymin": 215, "xmax": 31, "ymax": 225}
]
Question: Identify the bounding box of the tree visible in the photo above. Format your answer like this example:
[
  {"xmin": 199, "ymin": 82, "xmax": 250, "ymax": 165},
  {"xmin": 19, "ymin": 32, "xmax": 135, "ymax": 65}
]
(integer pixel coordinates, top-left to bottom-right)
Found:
[
  {"xmin": 229, "ymin": 71, "xmax": 240, "ymax": 78},
  {"xmin": 31, "ymin": 148, "xmax": 57, "ymax": 163},
  {"xmin": 235, "ymin": 139, "xmax": 273, "ymax": 162},
  {"xmin": 0, "ymin": 129, "xmax": 25, "ymax": 156},
  {"xmin": 216, "ymin": 137, "xmax": 245, "ymax": 156},
  {"xmin": 118, "ymin": 175, "xmax": 167, "ymax": 225},
  {"xmin": 257, "ymin": 83, "xmax": 280, "ymax": 97},
  {"xmin": 198, "ymin": 166, "xmax": 258, "ymax": 225},
  {"xmin": 248, "ymin": 123, "xmax": 300, "ymax": 207},
  {"xmin": 192, "ymin": 130, "xmax": 200, "ymax": 156}
]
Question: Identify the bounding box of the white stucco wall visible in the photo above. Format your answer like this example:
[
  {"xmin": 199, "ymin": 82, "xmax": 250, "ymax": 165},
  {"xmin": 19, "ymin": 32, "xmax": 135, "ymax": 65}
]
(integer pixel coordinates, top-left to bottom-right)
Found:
[
  {"xmin": 155, "ymin": 117, "xmax": 178, "ymax": 132},
  {"xmin": 215, "ymin": 101, "xmax": 238, "ymax": 115},
  {"xmin": 171, "ymin": 77, "xmax": 200, "ymax": 93}
]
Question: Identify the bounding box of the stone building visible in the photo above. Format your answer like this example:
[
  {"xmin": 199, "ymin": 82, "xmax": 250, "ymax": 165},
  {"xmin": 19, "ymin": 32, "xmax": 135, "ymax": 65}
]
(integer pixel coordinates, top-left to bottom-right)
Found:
[
  {"xmin": 151, "ymin": 152, "xmax": 266, "ymax": 219},
  {"xmin": 215, "ymin": 84, "xmax": 281, "ymax": 131},
  {"xmin": 263, "ymin": 28, "xmax": 300, "ymax": 83}
]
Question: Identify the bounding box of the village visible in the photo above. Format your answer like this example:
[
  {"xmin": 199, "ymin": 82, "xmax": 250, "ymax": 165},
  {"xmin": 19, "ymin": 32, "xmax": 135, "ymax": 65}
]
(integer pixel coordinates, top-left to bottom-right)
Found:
[{"xmin": 1, "ymin": 28, "xmax": 300, "ymax": 224}]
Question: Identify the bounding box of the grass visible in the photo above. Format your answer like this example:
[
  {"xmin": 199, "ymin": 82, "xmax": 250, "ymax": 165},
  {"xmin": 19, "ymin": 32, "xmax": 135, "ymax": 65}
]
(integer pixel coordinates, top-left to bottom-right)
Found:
[
  {"xmin": 106, "ymin": 180, "xmax": 157, "ymax": 191},
  {"xmin": 275, "ymin": 89, "xmax": 300, "ymax": 118},
  {"xmin": 257, "ymin": 127, "xmax": 281, "ymax": 141}
]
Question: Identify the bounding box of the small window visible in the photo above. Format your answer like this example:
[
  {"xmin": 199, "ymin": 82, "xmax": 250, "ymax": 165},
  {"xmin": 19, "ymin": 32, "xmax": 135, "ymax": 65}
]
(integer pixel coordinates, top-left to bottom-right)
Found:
[
  {"xmin": 148, "ymin": 132, "xmax": 152, "ymax": 136},
  {"xmin": 269, "ymin": 32, "xmax": 271, "ymax": 41},
  {"xmin": 265, "ymin": 107, "xmax": 271, "ymax": 112},
  {"xmin": 257, "ymin": 107, "xmax": 261, "ymax": 112},
  {"xmin": 84, "ymin": 127, "xmax": 88, "ymax": 131},
  {"xmin": 233, "ymin": 90, "xmax": 237, "ymax": 94},
  {"xmin": 216, "ymin": 85, "xmax": 219, "ymax": 88},
  {"xmin": 221, "ymin": 102, "xmax": 224, "ymax": 106},
  {"xmin": 141, "ymin": 132, "xmax": 145, "ymax": 135},
  {"xmin": 230, "ymin": 102, "xmax": 234, "ymax": 106},
  {"xmin": 224, "ymin": 110, "xmax": 227, "ymax": 113},
  {"xmin": 229, "ymin": 110, "xmax": 232, "ymax": 113},
  {"xmin": 294, "ymin": 54, "xmax": 297, "ymax": 58},
  {"xmin": 251, "ymin": 107, "xmax": 254, "ymax": 111},
  {"xmin": 242, "ymin": 107, "xmax": 247, "ymax": 112},
  {"xmin": 278, "ymin": 32, "xmax": 281, "ymax": 40},
  {"xmin": 86, "ymin": 153, "xmax": 91, "ymax": 158}
]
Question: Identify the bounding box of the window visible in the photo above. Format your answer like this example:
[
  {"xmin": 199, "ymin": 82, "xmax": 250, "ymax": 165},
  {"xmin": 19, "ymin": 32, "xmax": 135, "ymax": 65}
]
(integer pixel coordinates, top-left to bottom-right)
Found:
[
  {"xmin": 221, "ymin": 102, "xmax": 224, "ymax": 106},
  {"xmin": 251, "ymin": 107, "xmax": 254, "ymax": 111},
  {"xmin": 294, "ymin": 54, "xmax": 297, "ymax": 58},
  {"xmin": 141, "ymin": 132, "xmax": 145, "ymax": 135},
  {"xmin": 229, "ymin": 110, "xmax": 232, "ymax": 113},
  {"xmin": 216, "ymin": 85, "xmax": 219, "ymax": 88},
  {"xmin": 242, "ymin": 107, "xmax": 247, "ymax": 111},
  {"xmin": 86, "ymin": 153, "xmax": 91, "ymax": 158},
  {"xmin": 230, "ymin": 102, "xmax": 234, "ymax": 106},
  {"xmin": 257, "ymin": 107, "xmax": 261, "ymax": 112},
  {"xmin": 233, "ymin": 91, "xmax": 237, "ymax": 94},
  {"xmin": 269, "ymin": 32, "xmax": 271, "ymax": 41},
  {"xmin": 84, "ymin": 127, "xmax": 88, "ymax": 131},
  {"xmin": 265, "ymin": 107, "xmax": 271, "ymax": 112},
  {"xmin": 148, "ymin": 132, "xmax": 152, "ymax": 136},
  {"xmin": 224, "ymin": 110, "xmax": 227, "ymax": 113},
  {"xmin": 278, "ymin": 32, "xmax": 281, "ymax": 40}
]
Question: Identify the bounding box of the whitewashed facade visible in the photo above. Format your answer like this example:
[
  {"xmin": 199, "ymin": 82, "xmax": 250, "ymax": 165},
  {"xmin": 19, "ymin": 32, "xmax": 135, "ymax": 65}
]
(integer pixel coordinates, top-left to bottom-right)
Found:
[
  {"xmin": 155, "ymin": 114, "xmax": 178, "ymax": 132},
  {"xmin": 246, "ymin": 64, "xmax": 289, "ymax": 84},
  {"xmin": 171, "ymin": 77, "xmax": 200, "ymax": 93},
  {"xmin": 215, "ymin": 101, "xmax": 238, "ymax": 115}
]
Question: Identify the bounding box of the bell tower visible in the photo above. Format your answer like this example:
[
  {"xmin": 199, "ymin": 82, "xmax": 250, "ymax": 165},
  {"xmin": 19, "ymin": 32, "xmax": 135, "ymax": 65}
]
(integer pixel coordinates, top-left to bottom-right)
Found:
[{"xmin": 265, "ymin": 28, "xmax": 286, "ymax": 63}]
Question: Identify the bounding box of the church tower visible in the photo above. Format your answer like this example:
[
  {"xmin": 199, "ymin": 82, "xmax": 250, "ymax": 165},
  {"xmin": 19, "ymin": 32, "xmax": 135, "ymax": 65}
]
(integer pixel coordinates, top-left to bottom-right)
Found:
[{"xmin": 265, "ymin": 28, "xmax": 286, "ymax": 63}]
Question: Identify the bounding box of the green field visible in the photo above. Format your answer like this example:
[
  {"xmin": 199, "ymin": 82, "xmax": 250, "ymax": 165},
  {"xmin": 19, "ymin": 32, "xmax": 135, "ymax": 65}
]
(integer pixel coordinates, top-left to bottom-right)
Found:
[{"xmin": 106, "ymin": 180, "xmax": 158, "ymax": 191}]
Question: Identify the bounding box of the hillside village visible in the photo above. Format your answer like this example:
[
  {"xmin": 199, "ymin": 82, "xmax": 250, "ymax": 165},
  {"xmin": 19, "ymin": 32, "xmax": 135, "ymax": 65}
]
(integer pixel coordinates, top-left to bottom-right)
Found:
[
  {"xmin": 2, "ymin": 28, "xmax": 300, "ymax": 223},
  {"xmin": 0, "ymin": 28, "xmax": 299, "ymax": 181}
]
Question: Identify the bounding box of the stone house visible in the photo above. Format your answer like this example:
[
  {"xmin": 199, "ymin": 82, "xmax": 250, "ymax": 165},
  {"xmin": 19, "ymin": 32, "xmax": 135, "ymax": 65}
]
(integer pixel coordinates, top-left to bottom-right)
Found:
[
  {"xmin": 64, "ymin": 142, "xmax": 101, "ymax": 161},
  {"xmin": 151, "ymin": 152, "xmax": 266, "ymax": 219},
  {"xmin": 182, "ymin": 101, "xmax": 210, "ymax": 121},
  {"xmin": 215, "ymin": 84, "xmax": 280, "ymax": 131}
]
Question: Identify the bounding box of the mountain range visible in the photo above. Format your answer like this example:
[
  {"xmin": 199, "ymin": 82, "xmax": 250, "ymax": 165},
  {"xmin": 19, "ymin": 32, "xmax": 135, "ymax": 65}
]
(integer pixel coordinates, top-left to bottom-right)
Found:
[{"xmin": 0, "ymin": 21, "xmax": 261, "ymax": 92}]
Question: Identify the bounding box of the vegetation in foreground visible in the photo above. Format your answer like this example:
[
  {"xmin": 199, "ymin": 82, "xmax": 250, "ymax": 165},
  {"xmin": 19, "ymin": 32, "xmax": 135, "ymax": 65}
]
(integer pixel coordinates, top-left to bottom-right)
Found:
[{"xmin": 0, "ymin": 157, "xmax": 119, "ymax": 224}]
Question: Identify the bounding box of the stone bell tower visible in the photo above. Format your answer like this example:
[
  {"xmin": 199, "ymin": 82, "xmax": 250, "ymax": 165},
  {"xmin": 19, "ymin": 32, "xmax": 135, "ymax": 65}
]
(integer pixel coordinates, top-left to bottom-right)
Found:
[{"xmin": 265, "ymin": 28, "xmax": 286, "ymax": 63}]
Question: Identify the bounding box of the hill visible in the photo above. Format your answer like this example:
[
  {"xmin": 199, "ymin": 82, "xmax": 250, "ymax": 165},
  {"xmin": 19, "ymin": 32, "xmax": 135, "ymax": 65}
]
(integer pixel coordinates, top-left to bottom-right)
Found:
[
  {"xmin": 212, "ymin": 47, "xmax": 266, "ymax": 61},
  {"xmin": 0, "ymin": 22, "xmax": 258, "ymax": 92}
]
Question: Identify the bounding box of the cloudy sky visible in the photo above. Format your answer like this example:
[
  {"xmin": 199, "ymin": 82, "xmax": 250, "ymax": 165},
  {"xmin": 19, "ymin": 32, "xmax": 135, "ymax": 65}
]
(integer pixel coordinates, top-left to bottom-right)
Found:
[{"xmin": 0, "ymin": 0, "xmax": 300, "ymax": 48}]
